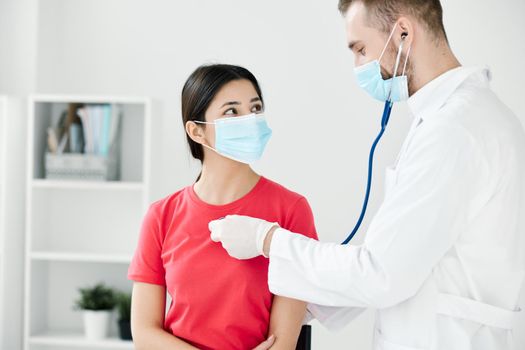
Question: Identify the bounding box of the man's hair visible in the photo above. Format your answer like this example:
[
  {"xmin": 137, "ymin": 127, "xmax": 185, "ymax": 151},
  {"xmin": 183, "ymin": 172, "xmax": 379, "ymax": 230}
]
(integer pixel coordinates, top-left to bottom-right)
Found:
[{"xmin": 338, "ymin": 0, "xmax": 447, "ymax": 41}]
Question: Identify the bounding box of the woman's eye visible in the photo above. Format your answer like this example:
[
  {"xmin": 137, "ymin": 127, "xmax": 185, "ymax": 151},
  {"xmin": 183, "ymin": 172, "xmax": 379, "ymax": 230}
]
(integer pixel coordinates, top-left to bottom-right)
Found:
[
  {"xmin": 359, "ymin": 48, "xmax": 366, "ymax": 56},
  {"xmin": 251, "ymin": 104, "xmax": 263, "ymax": 113},
  {"xmin": 224, "ymin": 108, "xmax": 237, "ymax": 116}
]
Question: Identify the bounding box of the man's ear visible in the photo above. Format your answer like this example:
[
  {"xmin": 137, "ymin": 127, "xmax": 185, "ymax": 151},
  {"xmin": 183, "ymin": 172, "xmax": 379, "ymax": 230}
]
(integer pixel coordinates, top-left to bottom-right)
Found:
[
  {"xmin": 185, "ymin": 120, "xmax": 207, "ymax": 145},
  {"xmin": 396, "ymin": 17, "xmax": 414, "ymax": 48}
]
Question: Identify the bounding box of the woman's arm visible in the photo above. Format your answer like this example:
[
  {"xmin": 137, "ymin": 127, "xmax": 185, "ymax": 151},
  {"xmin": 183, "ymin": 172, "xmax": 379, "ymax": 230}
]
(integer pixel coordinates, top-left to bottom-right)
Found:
[
  {"xmin": 268, "ymin": 296, "xmax": 307, "ymax": 350},
  {"xmin": 131, "ymin": 282, "xmax": 199, "ymax": 350},
  {"xmin": 132, "ymin": 282, "xmax": 277, "ymax": 350}
]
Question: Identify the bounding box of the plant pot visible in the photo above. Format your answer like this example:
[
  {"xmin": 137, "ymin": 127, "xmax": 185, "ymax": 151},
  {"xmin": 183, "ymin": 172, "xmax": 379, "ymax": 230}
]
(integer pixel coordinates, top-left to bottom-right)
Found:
[
  {"xmin": 118, "ymin": 319, "xmax": 133, "ymax": 340},
  {"xmin": 82, "ymin": 310, "xmax": 112, "ymax": 340}
]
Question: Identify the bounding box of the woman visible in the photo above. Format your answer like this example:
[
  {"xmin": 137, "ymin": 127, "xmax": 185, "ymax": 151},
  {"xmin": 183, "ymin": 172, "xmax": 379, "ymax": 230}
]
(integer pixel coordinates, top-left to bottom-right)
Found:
[{"xmin": 128, "ymin": 64, "xmax": 318, "ymax": 350}]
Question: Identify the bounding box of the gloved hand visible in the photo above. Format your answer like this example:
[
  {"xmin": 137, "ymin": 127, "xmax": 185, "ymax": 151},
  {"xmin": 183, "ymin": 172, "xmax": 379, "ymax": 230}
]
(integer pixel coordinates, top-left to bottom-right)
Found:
[{"xmin": 209, "ymin": 215, "xmax": 279, "ymax": 259}]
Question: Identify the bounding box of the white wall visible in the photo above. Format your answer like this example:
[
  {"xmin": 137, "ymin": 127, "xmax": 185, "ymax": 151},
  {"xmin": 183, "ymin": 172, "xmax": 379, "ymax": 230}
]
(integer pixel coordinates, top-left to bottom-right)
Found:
[
  {"xmin": 1, "ymin": 0, "xmax": 524, "ymax": 348},
  {"xmin": 0, "ymin": 0, "xmax": 38, "ymax": 95}
]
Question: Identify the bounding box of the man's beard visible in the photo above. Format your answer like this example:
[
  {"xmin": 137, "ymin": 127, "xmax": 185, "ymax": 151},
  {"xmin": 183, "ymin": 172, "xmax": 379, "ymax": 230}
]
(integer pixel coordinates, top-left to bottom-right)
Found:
[{"xmin": 380, "ymin": 46, "xmax": 415, "ymax": 97}]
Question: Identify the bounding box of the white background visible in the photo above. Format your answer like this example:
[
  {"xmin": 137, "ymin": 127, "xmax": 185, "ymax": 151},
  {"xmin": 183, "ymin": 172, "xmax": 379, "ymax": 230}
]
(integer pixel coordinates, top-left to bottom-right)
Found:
[{"xmin": 0, "ymin": 0, "xmax": 524, "ymax": 348}]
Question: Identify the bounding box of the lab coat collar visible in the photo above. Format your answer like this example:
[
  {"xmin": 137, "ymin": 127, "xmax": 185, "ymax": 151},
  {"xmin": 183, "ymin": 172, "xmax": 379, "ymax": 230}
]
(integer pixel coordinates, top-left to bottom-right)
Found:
[{"xmin": 407, "ymin": 66, "xmax": 492, "ymax": 121}]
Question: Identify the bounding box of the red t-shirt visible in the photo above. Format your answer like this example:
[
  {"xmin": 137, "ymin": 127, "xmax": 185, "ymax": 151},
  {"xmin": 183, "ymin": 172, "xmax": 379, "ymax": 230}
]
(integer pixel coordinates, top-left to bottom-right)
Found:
[{"xmin": 128, "ymin": 177, "xmax": 317, "ymax": 350}]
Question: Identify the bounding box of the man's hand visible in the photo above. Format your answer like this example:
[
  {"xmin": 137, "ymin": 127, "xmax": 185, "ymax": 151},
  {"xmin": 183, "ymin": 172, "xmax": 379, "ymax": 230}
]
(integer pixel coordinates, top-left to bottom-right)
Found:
[
  {"xmin": 209, "ymin": 215, "xmax": 279, "ymax": 259},
  {"xmin": 252, "ymin": 335, "xmax": 275, "ymax": 350}
]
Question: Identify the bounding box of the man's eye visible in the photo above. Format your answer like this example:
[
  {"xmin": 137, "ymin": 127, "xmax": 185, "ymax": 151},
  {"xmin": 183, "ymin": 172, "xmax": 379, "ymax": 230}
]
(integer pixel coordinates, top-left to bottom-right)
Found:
[{"xmin": 359, "ymin": 48, "xmax": 366, "ymax": 56}]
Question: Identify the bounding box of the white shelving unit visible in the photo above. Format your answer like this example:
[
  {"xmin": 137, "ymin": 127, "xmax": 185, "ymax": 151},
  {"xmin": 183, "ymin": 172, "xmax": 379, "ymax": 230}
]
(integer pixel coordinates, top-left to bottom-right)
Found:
[
  {"xmin": 29, "ymin": 330, "xmax": 137, "ymax": 349},
  {"xmin": 24, "ymin": 95, "xmax": 152, "ymax": 350},
  {"xmin": 0, "ymin": 96, "xmax": 26, "ymax": 350},
  {"xmin": 0, "ymin": 96, "xmax": 6, "ymax": 348}
]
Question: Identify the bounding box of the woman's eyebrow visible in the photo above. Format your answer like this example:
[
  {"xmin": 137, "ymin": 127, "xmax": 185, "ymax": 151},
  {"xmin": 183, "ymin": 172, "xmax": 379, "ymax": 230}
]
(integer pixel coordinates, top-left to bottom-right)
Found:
[
  {"xmin": 220, "ymin": 101, "xmax": 241, "ymax": 108},
  {"xmin": 221, "ymin": 97, "xmax": 260, "ymax": 108}
]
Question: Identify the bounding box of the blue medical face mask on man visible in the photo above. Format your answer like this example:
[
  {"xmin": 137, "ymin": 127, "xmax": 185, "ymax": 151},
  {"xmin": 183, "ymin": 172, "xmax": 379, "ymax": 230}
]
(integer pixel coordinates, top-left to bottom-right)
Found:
[
  {"xmin": 354, "ymin": 24, "xmax": 411, "ymax": 102},
  {"xmin": 194, "ymin": 113, "xmax": 272, "ymax": 164}
]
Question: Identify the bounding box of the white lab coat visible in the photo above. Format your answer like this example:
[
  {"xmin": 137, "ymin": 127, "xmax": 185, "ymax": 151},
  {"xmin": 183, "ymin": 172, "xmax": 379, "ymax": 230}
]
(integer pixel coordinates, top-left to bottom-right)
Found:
[{"xmin": 268, "ymin": 67, "xmax": 525, "ymax": 350}]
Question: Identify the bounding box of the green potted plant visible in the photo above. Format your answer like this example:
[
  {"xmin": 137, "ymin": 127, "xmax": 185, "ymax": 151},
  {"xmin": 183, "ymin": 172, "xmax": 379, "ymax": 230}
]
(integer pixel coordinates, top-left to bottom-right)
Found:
[
  {"xmin": 74, "ymin": 283, "xmax": 116, "ymax": 340},
  {"xmin": 116, "ymin": 292, "xmax": 132, "ymax": 340}
]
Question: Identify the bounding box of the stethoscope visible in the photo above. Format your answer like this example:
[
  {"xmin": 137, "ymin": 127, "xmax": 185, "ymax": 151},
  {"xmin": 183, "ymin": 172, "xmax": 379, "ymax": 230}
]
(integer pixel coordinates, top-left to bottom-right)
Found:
[{"xmin": 342, "ymin": 34, "xmax": 408, "ymax": 245}]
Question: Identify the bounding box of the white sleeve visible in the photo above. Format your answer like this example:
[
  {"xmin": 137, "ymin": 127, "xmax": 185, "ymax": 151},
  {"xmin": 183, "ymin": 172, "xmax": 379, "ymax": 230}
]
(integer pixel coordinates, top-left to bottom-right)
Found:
[
  {"xmin": 268, "ymin": 122, "xmax": 479, "ymax": 309},
  {"xmin": 304, "ymin": 303, "xmax": 367, "ymax": 330}
]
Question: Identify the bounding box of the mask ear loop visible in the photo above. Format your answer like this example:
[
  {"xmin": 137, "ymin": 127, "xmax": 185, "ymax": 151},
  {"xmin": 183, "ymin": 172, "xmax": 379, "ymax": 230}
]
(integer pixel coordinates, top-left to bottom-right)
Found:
[
  {"xmin": 386, "ymin": 36, "xmax": 406, "ymax": 102},
  {"xmin": 402, "ymin": 43, "xmax": 411, "ymax": 77},
  {"xmin": 193, "ymin": 120, "xmax": 214, "ymax": 125},
  {"xmin": 378, "ymin": 23, "xmax": 398, "ymax": 63}
]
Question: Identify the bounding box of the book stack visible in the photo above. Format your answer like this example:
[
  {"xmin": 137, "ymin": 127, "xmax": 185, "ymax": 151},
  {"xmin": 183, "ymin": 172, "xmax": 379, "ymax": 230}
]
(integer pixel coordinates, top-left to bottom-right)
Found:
[
  {"xmin": 47, "ymin": 103, "xmax": 121, "ymax": 156},
  {"xmin": 77, "ymin": 104, "xmax": 120, "ymax": 156},
  {"xmin": 45, "ymin": 103, "xmax": 121, "ymax": 181}
]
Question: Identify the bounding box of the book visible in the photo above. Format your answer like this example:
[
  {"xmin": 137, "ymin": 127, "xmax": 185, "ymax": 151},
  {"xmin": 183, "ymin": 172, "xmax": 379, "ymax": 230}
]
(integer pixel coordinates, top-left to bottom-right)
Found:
[{"xmin": 76, "ymin": 104, "xmax": 120, "ymax": 156}]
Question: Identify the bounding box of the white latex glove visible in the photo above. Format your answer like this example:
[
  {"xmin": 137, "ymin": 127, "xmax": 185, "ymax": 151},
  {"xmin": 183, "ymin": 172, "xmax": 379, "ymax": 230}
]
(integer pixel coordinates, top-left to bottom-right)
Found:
[{"xmin": 209, "ymin": 215, "xmax": 279, "ymax": 259}]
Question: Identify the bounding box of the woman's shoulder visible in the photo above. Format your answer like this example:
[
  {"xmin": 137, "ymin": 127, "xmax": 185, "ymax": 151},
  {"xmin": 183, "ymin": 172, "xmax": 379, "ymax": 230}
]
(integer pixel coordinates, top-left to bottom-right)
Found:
[
  {"xmin": 260, "ymin": 176, "xmax": 308, "ymax": 205},
  {"xmin": 147, "ymin": 186, "xmax": 192, "ymax": 216}
]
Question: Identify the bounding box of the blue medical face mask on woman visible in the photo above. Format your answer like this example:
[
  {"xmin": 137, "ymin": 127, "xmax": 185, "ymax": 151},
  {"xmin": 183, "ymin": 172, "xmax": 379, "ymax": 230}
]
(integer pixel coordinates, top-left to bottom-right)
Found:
[
  {"xmin": 354, "ymin": 24, "xmax": 411, "ymax": 102},
  {"xmin": 194, "ymin": 113, "xmax": 272, "ymax": 164}
]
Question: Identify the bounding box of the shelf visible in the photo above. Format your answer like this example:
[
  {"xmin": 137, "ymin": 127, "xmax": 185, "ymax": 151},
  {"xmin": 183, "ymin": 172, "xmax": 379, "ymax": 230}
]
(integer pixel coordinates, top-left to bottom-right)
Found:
[
  {"xmin": 31, "ymin": 94, "xmax": 150, "ymax": 105},
  {"xmin": 30, "ymin": 252, "xmax": 132, "ymax": 264},
  {"xmin": 30, "ymin": 188, "xmax": 143, "ymax": 255},
  {"xmin": 30, "ymin": 100, "xmax": 147, "ymax": 182},
  {"xmin": 32, "ymin": 179, "xmax": 144, "ymax": 191},
  {"xmin": 30, "ymin": 330, "xmax": 133, "ymax": 349}
]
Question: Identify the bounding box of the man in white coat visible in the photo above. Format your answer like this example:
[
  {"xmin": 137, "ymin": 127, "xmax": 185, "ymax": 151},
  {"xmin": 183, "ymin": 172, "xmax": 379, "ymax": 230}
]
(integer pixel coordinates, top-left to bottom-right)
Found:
[{"xmin": 209, "ymin": 0, "xmax": 525, "ymax": 349}]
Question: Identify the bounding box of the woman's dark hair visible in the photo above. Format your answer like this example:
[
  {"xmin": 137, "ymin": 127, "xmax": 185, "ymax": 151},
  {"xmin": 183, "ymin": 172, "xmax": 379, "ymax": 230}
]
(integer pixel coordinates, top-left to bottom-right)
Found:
[{"xmin": 181, "ymin": 64, "xmax": 264, "ymax": 163}]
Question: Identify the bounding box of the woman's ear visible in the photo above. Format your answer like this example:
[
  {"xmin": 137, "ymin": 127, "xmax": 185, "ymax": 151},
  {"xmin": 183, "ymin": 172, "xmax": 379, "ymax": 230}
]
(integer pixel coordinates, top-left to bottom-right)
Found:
[{"xmin": 185, "ymin": 121, "xmax": 207, "ymax": 145}]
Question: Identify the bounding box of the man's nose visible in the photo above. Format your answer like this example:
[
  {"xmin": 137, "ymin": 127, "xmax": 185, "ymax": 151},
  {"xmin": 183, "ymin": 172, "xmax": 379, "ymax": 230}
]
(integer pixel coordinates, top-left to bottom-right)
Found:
[{"xmin": 354, "ymin": 57, "xmax": 365, "ymax": 69}]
